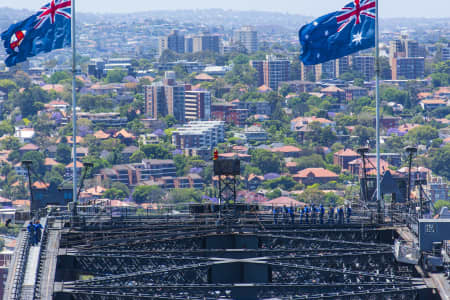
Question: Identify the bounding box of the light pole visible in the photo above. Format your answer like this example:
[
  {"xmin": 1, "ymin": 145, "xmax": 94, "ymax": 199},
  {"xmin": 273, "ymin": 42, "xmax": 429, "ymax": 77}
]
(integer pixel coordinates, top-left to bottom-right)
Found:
[{"xmin": 405, "ymin": 146, "xmax": 417, "ymax": 214}]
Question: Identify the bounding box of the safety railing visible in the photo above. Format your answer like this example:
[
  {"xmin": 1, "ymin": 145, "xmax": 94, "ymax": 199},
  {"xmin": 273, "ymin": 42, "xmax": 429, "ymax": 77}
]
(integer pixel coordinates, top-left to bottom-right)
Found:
[
  {"xmin": 9, "ymin": 229, "xmax": 31, "ymax": 300},
  {"xmin": 32, "ymin": 218, "xmax": 49, "ymax": 300}
]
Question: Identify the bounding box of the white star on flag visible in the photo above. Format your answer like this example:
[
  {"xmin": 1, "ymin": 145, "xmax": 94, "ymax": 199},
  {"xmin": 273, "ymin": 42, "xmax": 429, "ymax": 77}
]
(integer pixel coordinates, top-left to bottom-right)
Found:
[{"xmin": 352, "ymin": 32, "xmax": 363, "ymax": 44}]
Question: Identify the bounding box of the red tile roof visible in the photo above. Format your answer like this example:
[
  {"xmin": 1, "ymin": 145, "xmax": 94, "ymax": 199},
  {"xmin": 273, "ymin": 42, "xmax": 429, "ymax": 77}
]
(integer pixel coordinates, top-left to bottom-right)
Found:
[
  {"xmin": 272, "ymin": 146, "xmax": 302, "ymax": 153},
  {"xmin": 44, "ymin": 158, "xmax": 59, "ymax": 166},
  {"xmin": 19, "ymin": 144, "xmax": 39, "ymax": 151},
  {"xmin": 93, "ymin": 130, "xmax": 111, "ymax": 139},
  {"xmin": 33, "ymin": 182, "xmax": 50, "ymax": 189},
  {"xmin": 195, "ymin": 73, "xmax": 215, "ymax": 81},
  {"xmin": 321, "ymin": 85, "xmax": 344, "ymax": 93},
  {"xmin": 66, "ymin": 161, "xmax": 83, "ymax": 168},
  {"xmin": 114, "ymin": 129, "xmax": 134, "ymax": 139},
  {"xmin": 265, "ymin": 197, "xmax": 304, "ymax": 207},
  {"xmin": 248, "ymin": 174, "xmax": 264, "ymax": 181},
  {"xmin": 335, "ymin": 148, "xmax": 359, "ymax": 157},
  {"xmin": 294, "ymin": 168, "xmax": 339, "ymax": 178}
]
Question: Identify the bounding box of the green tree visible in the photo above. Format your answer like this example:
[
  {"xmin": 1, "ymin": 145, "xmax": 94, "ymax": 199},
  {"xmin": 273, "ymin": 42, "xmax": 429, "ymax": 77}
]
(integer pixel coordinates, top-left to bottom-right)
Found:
[
  {"xmin": 434, "ymin": 200, "xmax": 450, "ymax": 214},
  {"xmin": 78, "ymin": 94, "xmax": 113, "ymax": 111},
  {"xmin": 104, "ymin": 188, "xmax": 127, "ymax": 200},
  {"xmin": 56, "ymin": 142, "xmax": 72, "ymax": 164},
  {"xmin": 431, "ymin": 73, "xmax": 449, "ymax": 87},
  {"xmin": 111, "ymin": 182, "xmax": 130, "ymax": 196},
  {"xmin": 295, "ymin": 154, "xmax": 326, "ymax": 170},
  {"xmin": 48, "ymin": 71, "xmax": 71, "ymax": 84},
  {"xmin": 132, "ymin": 185, "xmax": 164, "ymax": 204},
  {"xmin": 406, "ymin": 125, "xmax": 439, "ymax": 146},
  {"xmin": 167, "ymin": 188, "xmax": 202, "ymax": 204},
  {"xmin": 288, "ymin": 95, "xmax": 310, "ymax": 117},
  {"xmin": 82, "ymin": 156, "xmax": 111, "ymax": 178},
  {"xmin": 10, "ymin": 86, "xmax": 49, "ymax": 118},
  {"xmin": 0, "ymin": 79, "xmax": 17, "ymax": 93},
  {"xmin": 105, "ymin": 69, "xmax": 127, "ymax": 83},
  {"xmin": 353, "ymin": 125, "xmax": 376, "ymax": 146},
  {"xmin": 305, "ymin": 122, "xmax": 337, "ymax": 147},
  {"xmin": 130, "ymin": 150, "xmax": 145, "ymax": 163},
  {"xmin": 263, "ymin": 176, "xmax": 297, "ymax": 191},
  {"xmin": 266, "ymin": 189, "xmax": 282, "ymax": 199},
  {"xmin": 0, "ymin": 121, "xmax": 14, "ymax": 136},
  {"xmin": 250, "ymin": 149, "xmax": 283, "ymax": 174},
  {"xmin": 429, "ymin": 145, "xmax": 450, "ymax": 180},
  {"xmin": 164, "ymin": 115, "xmax": 177, "ymax": 127},
  {"xmin": 44, "ymin": 169, "xmax": 64, "ymax": 186},
  {"xmin": 22, "ymin": 151, "xmax": 45, "ymax": 177},
  {"xmin": 225, "ymin": 64, "xmax": 257, "ymax": 86},
  {"xmin": 383, "ymin": 135, "xmax": 405, "ymax": 153},
  {"xmin": 173, "ymin": 155, "xmax": 187, "ymax": 177},
  {"xmin": 141, "ymin": 144, "xmax": 171, "ymax": 159},
  {"xmin": 381, "ymin": 86, "xmax": 408, "ymax": 106}
]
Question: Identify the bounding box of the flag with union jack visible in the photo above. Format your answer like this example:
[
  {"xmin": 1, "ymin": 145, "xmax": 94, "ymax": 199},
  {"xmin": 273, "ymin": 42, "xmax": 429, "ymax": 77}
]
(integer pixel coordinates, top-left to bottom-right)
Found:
[
  {"xmin": 1, "ymin": 0, "xmax": 71, "ymax": 67},
  {"xmin": 299, "ymin": 0, "xmax": 375, "ymax": 65}
]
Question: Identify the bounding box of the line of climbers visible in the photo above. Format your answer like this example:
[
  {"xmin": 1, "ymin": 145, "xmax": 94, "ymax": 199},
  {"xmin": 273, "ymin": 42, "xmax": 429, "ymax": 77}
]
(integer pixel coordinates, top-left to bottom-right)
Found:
[
  {"xmin": 26, "ymin": 219, "xmax": 44, "ymax": 246},
  {"xmin": 272, "ymin": 205, "xmax": 352, "ymax": 225}
]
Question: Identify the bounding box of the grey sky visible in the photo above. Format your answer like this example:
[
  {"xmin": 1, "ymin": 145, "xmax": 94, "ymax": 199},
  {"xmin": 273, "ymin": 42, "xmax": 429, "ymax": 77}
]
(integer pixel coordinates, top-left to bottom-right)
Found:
[{"xmin": 0, "ymin": 0, "xmax": 448, "ymax": 18}]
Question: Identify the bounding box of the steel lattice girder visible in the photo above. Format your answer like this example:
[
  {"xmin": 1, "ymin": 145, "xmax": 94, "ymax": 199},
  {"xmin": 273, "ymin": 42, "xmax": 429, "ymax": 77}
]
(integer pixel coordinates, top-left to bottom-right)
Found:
[
  {"xmin": 54, "ymin": 216, "xmax": 427, "ymax": 300},
  {"xmin": 60, "ymin": 285, "xmax": 425, "ymax": 300}
]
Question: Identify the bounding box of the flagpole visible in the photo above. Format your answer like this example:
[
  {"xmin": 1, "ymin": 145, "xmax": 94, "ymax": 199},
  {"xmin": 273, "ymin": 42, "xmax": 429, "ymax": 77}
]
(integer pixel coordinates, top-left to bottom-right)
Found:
[
  {"xmin": 375, "ymin": 0, "xmax": 382, "ymax": 223},
  {"xmin": 71, "ymin": 0, "xmax": 78, "ymax": 215}
]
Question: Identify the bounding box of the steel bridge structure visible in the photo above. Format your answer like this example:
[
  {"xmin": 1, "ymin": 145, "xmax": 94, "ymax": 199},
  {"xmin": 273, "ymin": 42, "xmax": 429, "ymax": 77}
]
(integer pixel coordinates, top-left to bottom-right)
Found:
[{"xmin": 4, "ymin": 206, "xmax": 437, "ymax": 300}]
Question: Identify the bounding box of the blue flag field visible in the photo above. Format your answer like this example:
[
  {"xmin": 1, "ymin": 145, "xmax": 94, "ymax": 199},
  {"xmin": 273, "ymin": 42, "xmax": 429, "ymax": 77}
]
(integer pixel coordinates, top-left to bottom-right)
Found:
[
  {"xmin": 299, "ymin": 0, "xmax": 376, "ymax": 65},
  {"xmin": 1, "ymin": 0, "xmax": 71, "ymax": 67}
]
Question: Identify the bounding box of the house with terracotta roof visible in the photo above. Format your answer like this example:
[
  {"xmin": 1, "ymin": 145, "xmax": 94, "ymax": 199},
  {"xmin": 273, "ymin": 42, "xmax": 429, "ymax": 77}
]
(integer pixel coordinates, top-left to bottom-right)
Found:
[
  {"xmin": 286, "ymin": 162, "xmax": 299, "ymax": 174},
  {"xmin": 333, "ymin": 148, "xmax": 359, "ymax": 171},
  {"xmin": 44, "ymin": 158, "xmax": 59, "ymax": 172},
  {"xmin": 237, "ymin": 190, "xmax": 268, "ymax": 204},
  {"xmin": 12, "ymin": 200, "xmax": 30, "ymax": 208},
  {"xmin": 271, "ymin": 145, "xmax": 302, "ymax": 158},
  {"xmin": 194, "ymin": 73, "xmax": 215, "ymax": 81},
  {"xmin": 93, "ymin": 130, "xmax": 111, "ymax": 140},
  {"xmin": 293, "ymin": 168, "xmax": 339, "ymax": 186},
  {"xmin": 32, "ymin": 182, "xmax": 50, "ymax": 189},
  {"xmin": 73, "ymin": 147, "xmax": 89, "ymax": 159},
  {"xmin": 231, "ymin": 145, "xmax": 248, "ymax": 154},
  {"xmin": 435, "ymin": 86, "xmax": 450, "ymax": 98},
  {"xmin": 114, "ymin": 129, "xmax": 135, "ymax": 145},
  {"xmin": 348, "ymin": 157, "xmax": 390, "ymax": 177},
  {"xmin": 65, "ymin": 161, "xmax": 84, "ymax": 177},
  {"xmin": 345, "ymin": 86, "xmax": 368, "ymax": 101},
  {"xmin": 420, "ymin": 99, "xmax": 448, "ymax": 111},
  {"xmin": 291, "ymin": 116, "xmax": 336, "ymax": 131},
  {"xmin": 45, "ymin": 100, "xmax": 70, "ymax": 111},
  {"xmin": 41, "ymin": 84, "xmax": 65, "ymax": 93},
  {"xmin": 19, "ymin": 143, "xmax": 39, "ymax": 155},
  {"xmin": 320, "ymin": 85, "xmax": 345, "ymax": 102},
  {"xmin": 247, "ymin": 174, "xmax": 264, "ymax": 191},
  {"xmin": 264, "ymin": 197, "xmax": 304, "ymax": 207},
  {"xmin": 85, "ymin": 186, "xmax": 107, "ymax": 198},
  {"xmin": 397, "ymin": 123, "xmax": 420, "ymax": 136},
  {"xmin": 58, "ymin": 136, "xmax": 84, "ymax": 145}
]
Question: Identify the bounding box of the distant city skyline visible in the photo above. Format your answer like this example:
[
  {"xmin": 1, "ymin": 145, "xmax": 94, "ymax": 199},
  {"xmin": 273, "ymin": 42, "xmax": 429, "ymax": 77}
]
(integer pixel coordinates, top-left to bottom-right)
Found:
[{"xmin": 0, "ymin": 0, "xmax": 449, "ymax": 18}]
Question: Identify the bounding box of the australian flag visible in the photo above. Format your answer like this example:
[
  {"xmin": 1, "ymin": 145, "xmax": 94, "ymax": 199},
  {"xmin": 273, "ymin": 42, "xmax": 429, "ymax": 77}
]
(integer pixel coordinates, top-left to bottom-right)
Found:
[
  {"xmin": 1, "ymin": 0, "xmax": 71, "ymax": 67},
  {"xmin": 299, "ymin": 0, "xmax": 375, "ymax": 65}
]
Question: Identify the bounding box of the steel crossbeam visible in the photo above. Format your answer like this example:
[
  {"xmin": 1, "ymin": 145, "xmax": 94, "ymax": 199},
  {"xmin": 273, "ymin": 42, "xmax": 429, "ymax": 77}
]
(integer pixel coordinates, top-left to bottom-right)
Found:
[{"xmin": 49, "ymin": 210, "xmax": 430, "ymax": 300}]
